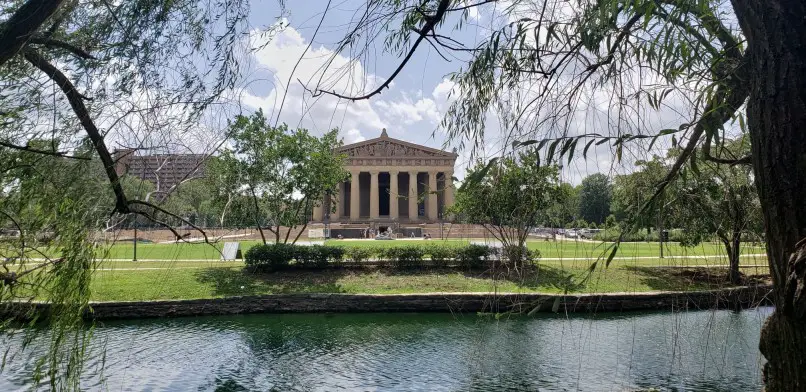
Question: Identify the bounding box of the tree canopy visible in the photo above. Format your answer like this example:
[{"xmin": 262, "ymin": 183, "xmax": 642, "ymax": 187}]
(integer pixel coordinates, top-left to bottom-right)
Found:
[
  {"xmin": 577, "ymin": 174, "xmax": 612, "ymax": 225},
  {"xmin": 453, "ymin": 149, "xmax": 564, "ymax": 265},
  {"xmin": 212, "ymin": 110, "xmax": 348, "ymax": 244}
]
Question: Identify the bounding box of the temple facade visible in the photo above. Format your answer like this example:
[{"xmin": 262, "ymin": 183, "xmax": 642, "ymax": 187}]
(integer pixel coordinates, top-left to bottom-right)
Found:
[{"xmin": 311, "ymin": 129, "xmax": 457, "ymax": 223}]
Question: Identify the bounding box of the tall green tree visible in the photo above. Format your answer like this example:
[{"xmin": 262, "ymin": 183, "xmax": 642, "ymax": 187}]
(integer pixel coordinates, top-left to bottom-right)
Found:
[
  {"xmin": 545, "ymin": 182, "xmax": 579, "ymax": 229},
  {"xmin": 611, "ymin": 157, "xmax": 668, "ymax": 228},
  {"xmin": 577, "ymin": 174, "xmax": 611, "ymax": 225},
  {"xmin": 214, "ymin": 111, "xmax": 349, "ymax": 244},
  {"xmin": 613, "ymin": 140, "xmax": 762, "ymax": 283},
  {"xmin": 452, "ymin": 150, "xmax": 564, "ymax": 268}
]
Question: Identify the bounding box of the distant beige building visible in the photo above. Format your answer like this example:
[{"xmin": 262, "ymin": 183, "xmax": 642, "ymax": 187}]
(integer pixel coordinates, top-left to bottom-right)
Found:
[
  {"xmin": 113, "ymin": 149, "xmax": 207, "ymax": 191},
  {"xmin": 312, "ymin": 129, "xmax": 457, "ymax": 223}
]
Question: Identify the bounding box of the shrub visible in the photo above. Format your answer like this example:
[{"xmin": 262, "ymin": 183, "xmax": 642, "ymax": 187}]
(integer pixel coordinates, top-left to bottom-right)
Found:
[
  {"xmin": 346, "ymin": 246, "xmax": 374, "ymax": 263},
  {"xmin": 244, "ymin": 243, "xmax": 294, "ymax": 272},
  {"xmin": 293, "ymin": 245, "xmax": 329, "ymax": 269},
  {"xmin": 387, "ymin": 246, "xmax": 425, "ymax": 269},
  {"xmin": 325, "ymin": 246, "xmax": 346, "ymax": 266},
  {"xmin": 501, "ymin": 245, "xmax": 540, "ymax": 267},
  {"xmin": 456, "ymin": 244, "xmax": 492, "ymax": 269},
  {"xmin": 426, "ymin": 244, "xmax": 458, "ymax": 267}
]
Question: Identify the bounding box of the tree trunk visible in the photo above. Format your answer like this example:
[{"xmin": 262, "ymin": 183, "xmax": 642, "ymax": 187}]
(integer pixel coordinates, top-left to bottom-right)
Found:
[
  {"xmin": 730, "ymin": 1, "xmax": 806, "ymax": 390},
  {"xmin": 725, "ymin": 234, "xmax": 742, "ymax": 285}
]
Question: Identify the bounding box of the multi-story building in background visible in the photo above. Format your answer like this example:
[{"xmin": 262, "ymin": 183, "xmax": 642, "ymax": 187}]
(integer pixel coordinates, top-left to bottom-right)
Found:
[{"xmin": 113, "ymin": 149, "xmax": 208, "ymax": 191}]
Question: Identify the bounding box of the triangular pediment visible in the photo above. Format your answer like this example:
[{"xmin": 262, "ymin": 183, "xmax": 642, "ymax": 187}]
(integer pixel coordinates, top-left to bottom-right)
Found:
[{"xmin": 337, "ymin": 133, "xmax": 457, "ymax": 159}]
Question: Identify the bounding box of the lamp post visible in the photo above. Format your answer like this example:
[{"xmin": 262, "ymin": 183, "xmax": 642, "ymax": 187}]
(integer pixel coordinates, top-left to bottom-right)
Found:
[{"xmin": 133, "ymin": 214, "xmax": 138, "ymax": 261}]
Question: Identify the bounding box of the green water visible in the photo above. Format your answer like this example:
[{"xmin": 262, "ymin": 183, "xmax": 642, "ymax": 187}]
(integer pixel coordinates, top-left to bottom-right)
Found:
[{"xmin": 1, "ymin": 308, "xmax": 768, "ymax": 391}]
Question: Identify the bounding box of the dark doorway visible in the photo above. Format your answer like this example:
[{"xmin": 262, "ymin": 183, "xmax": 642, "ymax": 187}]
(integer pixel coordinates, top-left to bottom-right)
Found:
[{"xmin": 379, "ymin": 172, "xmax": 390, "ymax": 216}]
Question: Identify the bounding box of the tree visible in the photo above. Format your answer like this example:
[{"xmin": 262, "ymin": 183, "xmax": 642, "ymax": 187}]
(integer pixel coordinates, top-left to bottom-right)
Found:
[
  {"xmin": 604, "ymin": 214, "xmax": 617, "ymax": 228},
  {"xmin": 0, "ymin": 145, "xmax": 106, "ymax": 389},
  {"xmin": 452, "ymin": 150, "xmax": 563, "ymax": 269},
  {"xmin": 577, "ymin": 174, "xmax": 611, "ymax": 224},
  {"xmin": 545, "ymin": 182, "xmax": 579, "ymax": 229},
  {"xmin": 613, "ymin": 140, "xmax": 762, "ymax": 284},
  {"xmin": 213, "ymin": 111, "xmax": 348, "ymax": 244},
  {"xmin": 161, "ymin": 179, "xmax": 219, "ymax": 227},
  {"xmin": 320, "ymin": 0, "xmax": 806, "ymax": 387},
  {"xmin": 611, "ymin": 157, "xmax": 668, "ymax": 228},
  {"xmin": 672, "ymin": 138, "xmax": 761, "ymax": 284}
]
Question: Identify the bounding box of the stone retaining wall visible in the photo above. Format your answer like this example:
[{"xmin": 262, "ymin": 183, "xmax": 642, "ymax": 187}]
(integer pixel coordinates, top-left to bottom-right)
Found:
[{"xmin": 2, "ymin": 285, "xmax": 773, "ymax": 320}]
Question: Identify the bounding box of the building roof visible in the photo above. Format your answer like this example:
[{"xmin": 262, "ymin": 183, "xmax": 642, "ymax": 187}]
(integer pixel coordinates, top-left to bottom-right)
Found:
[{"xmin": 336, "ymin": 129, "xmax": 458, "ymax": 158}]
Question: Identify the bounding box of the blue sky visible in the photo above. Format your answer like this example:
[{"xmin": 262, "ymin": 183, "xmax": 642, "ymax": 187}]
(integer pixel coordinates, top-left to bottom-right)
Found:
[
  {"xmin": 227, "ymin": 0, "xmax": 503, "ymax": 179},
  {"xmin": 223, "ymin": 1, "xmax": 696, "ymax": 184}
]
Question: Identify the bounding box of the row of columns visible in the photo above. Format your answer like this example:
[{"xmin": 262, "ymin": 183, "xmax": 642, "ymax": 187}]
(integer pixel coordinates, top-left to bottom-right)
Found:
[{"xmin": 312, "ymin": 170, "xmax": 454, "ymax": 222}]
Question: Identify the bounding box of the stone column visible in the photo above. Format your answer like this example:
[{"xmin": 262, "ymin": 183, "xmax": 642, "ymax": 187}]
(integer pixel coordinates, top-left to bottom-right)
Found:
[
  {"xmin": 350, "ymin": 171, "xmax": 360, "ymax": 221},
  {"xmin": 389, "ymin": 170, "xmax": 399, "ymax": 219},
  {"xmin": 370, "ymin": 170, "xmax": 379, "ymax": 219},
  {"xmin": 408, "ymin": 171, "xmax": 418, "ymax": 221},
  {"xmin": 427, "ymin": 171, "xmax": 438, "ymax": 221},
  {"xmin": 333, "ymin": 182, "xmax": 343, "ymax": 221},
  {"xmin": 444, "ymin": 171, "xmax": 454, "ymax": 214}
]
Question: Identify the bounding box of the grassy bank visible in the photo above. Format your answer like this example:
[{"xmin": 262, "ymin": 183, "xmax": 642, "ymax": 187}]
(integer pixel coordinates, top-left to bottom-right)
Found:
[
  {"xmin": 86, "ymin": 258, "xmax": 770, "ymax": 302},
  {"xmin": 15, "ymin": 239, "xmax": 761, "ymax": 301}
]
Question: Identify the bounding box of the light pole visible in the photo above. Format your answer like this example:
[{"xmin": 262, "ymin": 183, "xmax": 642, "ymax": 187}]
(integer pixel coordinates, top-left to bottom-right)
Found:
[{"xmin": 133, "ymin": 214, "xmax": 138, "ymax": 261}]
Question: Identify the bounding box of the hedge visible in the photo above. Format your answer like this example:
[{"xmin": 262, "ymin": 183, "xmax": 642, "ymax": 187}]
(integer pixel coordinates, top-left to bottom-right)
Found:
[{"xmin": 244, "ymin": 242, "xmax": 501, "ymax": 272}]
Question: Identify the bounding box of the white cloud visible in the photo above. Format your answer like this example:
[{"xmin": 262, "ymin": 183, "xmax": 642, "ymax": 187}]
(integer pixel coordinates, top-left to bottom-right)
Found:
[
  {"xmin": 237, "ymin": 23, "xmax": 387, "ymax": 142},
  {"xmin": 374, "ymin": 95, "xmax": 440, "ymax": 126},
  {"xmin": 344, "ymin": 128, "xmax": 366, "ymax": 144},
  {"xmin": 432, "ymin": 79, "xmax": 458, "ymax": 103}
]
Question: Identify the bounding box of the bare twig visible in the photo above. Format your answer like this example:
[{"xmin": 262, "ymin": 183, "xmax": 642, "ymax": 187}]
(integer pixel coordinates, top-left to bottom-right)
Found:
[
  {"xmin": 0, "ymin": 140, "xmax": 90, "ymax": 160},
  {"xmin": 313, "ymin": 0, "xmax": 451, "ymax": 101}
]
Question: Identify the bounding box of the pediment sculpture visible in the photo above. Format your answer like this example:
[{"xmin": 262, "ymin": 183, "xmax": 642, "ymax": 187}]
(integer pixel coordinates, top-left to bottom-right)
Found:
[{"xmin": 341, "ymin": 140, "xmax": 444, "ymax": 157}]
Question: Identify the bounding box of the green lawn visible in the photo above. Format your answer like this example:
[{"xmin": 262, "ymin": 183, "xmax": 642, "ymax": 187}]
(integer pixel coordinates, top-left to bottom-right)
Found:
[
  {"xmin": 87, "ymin": 261, "xmax": 770, "ymax": 302},
  {"xmin": 97, "ymin": 238, "xmax": 766, "ymax": 261},
  {"xmin": 63, "ymin": 239, "xmax": 767, "ymax": 301}
]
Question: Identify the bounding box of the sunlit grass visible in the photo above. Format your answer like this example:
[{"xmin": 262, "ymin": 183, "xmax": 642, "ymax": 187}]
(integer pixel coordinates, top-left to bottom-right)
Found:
[
  {"xmin": 11, "ymin": 238, "xmax": 764, "ymax": 301},
  {"xmin": 87, "ymin": 261, "xmax": 770, "ymax": 302}
]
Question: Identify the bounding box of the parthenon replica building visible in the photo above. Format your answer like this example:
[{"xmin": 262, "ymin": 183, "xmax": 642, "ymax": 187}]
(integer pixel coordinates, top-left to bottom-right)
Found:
[{"xmin": 312, "ymin": 129, "xmax": 457, "ymax": 223}]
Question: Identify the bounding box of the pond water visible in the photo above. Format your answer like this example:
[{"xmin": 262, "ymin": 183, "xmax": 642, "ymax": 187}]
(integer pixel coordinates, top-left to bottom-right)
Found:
[{"xmin": 1, "ymin": 308, "xmax": 770, "ymax": 391}]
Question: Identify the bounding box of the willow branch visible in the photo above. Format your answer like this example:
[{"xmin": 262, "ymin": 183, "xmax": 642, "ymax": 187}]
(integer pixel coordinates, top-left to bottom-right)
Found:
[
  {"xmin": 313, "ymin": 0, "xmax": 451, "ymax": 101},
  {"xmin": 0, "ymin": 140, "xmax": 90, "ymax": 160},
  {"xmin": 0, "ymin": 0, "xmax": 65, "ymax": 67},
  {"xmin": 640, "ymin": 54, "xmax": 749, "ymax": 216},
  {"xmin": 29, "ymin": 36, "xmax": 96, "ymax": 60},
  {"xmin": 23, "ymin": 49, "xmax": 130, "ymax": 213},
  {"xmin": 128, "ymin": 200, "xmax": 210, "ymax": 244}
]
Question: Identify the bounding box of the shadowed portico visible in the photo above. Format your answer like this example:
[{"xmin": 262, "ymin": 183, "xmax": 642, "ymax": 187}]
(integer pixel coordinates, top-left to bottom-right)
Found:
[{"xmin": 311, "ymin": 129, "xmax": 458, "ymax": 223}]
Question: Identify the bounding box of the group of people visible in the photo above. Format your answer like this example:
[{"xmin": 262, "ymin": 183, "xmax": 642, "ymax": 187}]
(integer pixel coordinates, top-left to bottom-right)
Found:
[{"xmin": 330, "ymin": 227, "xmax": 431, "ymax": 239}]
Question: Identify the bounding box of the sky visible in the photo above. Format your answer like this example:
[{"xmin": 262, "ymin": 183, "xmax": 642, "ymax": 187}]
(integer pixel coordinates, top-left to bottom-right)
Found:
[{"xmin": 222, "ymin": 0, "xmax": 698, "ymax": 184}]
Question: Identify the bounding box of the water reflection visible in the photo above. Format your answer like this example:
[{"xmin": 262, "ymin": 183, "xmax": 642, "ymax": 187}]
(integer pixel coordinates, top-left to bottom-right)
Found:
[{"xmin": 0, "ymin": 308, "xmax": 769, "ymax": 391}]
